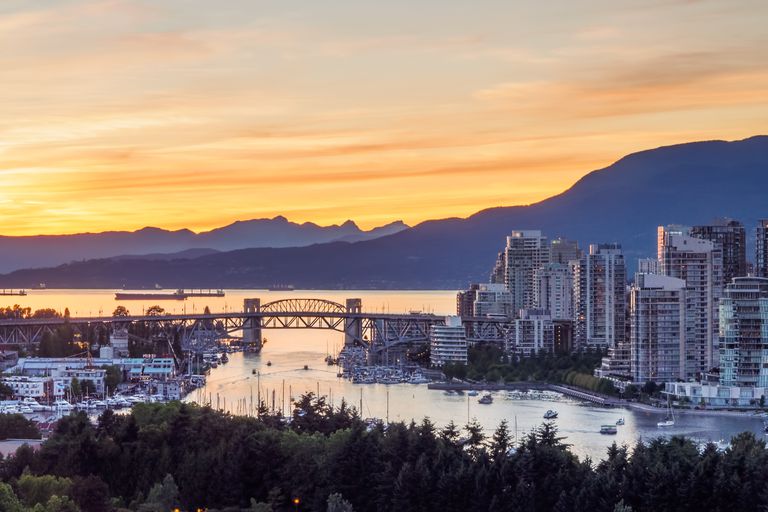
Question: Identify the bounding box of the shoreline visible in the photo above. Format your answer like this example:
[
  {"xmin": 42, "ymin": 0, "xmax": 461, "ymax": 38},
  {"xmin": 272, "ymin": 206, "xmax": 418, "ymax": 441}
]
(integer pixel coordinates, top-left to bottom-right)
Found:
[{"xmin": 428, "ymin": 382, "xmax": 768, "ymax": 419}]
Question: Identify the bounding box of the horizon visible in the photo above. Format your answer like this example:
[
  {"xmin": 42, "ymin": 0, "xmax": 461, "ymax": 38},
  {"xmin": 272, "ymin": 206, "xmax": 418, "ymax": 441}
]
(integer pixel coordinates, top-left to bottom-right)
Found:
[{"xmin": 3, "ymin": 1, "xmax": 768, "ymax": 235}]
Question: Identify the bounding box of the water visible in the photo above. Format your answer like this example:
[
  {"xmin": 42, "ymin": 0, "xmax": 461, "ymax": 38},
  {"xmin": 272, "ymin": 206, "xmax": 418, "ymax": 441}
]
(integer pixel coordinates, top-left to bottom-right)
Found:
[{"xmin": 6, "ymin": 289, "xmax": 767, "ymax": 460}]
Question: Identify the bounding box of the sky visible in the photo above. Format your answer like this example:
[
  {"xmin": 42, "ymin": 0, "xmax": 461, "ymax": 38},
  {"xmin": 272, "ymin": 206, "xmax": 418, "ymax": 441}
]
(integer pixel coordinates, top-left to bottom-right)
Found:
[{"xmin": 1, "ymin": 0, "xmax": 767, "ymax": 235}]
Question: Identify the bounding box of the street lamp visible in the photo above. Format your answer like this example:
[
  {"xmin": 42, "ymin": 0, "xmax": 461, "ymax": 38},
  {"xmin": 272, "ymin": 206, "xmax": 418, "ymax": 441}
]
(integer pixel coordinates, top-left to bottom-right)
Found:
[{"xmin": 293, "ymin": 497, "xmax": 300, "ymax": 511}]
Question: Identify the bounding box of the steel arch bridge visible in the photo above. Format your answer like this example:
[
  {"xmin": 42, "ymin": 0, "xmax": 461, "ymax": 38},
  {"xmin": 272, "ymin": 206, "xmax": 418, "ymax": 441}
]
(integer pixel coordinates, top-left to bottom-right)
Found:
[
  {"xmin": 0, "ymin": 298, "xmax": 516, "ymax": 355},
  {"xmin": 260, "ymin": 298, "xmax": 347, "ymax": 314}
]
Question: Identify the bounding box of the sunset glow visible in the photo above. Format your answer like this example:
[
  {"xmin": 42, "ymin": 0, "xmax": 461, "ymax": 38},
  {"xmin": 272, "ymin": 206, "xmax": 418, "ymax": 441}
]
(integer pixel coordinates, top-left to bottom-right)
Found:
[{"xmin": 2, "ymin": 0, "xmax": 767, "ymax": 234}]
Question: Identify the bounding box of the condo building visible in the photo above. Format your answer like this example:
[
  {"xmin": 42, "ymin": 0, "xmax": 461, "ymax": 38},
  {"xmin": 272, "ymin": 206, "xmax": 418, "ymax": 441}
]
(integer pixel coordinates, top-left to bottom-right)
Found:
[
  {"xmin": 719, "ymin": 277, "xmax": 768, "ymax": 387},
  {"xmin": 658, "ymin": 225, "xmax": 722, "ymax": 379},
  {"xmin": 507, "ymin": 309, "xmax": 555, "ymax": 356},
  {"xmin": 691, "ymin": 218, "xmax": 747, "ymax": 286},
  {"xmin": 534, "ymin": 262, "xmax": 573, "ymax": 321},
  {"xmin": 629, "ymin": 273, "xmax": 686, "ymax": 383},
  {"xmin": 429, "ymin": 316, "xmax": 468, "ymax": 367},
  {"xmin": 573, "ymin": 244, "xmax": 627, "ymax": 349},
  {"xmin": 757, "ymin": 220, "xmax": 768, "ymax": 278},
  {"xmin": 504, "ymin": 230, "xmax": 550, "ymax": 316}
]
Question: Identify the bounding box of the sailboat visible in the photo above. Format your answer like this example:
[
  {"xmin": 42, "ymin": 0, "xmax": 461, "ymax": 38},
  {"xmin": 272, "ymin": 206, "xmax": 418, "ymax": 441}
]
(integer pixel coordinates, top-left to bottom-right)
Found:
[{"xmin": 657, "ymin": 396, "xmax": 675, "ymax": 427}]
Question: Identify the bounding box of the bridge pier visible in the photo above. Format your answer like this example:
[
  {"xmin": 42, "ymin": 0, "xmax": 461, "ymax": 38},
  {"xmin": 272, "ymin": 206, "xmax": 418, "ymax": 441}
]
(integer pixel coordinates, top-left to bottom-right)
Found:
[
  {"xmin": 242, "ymin": 298, "xmax": 263, "ymax": 351},
  {"xmin": 344, "ymin": 298, "xmax": 362, "ymax": 347}
]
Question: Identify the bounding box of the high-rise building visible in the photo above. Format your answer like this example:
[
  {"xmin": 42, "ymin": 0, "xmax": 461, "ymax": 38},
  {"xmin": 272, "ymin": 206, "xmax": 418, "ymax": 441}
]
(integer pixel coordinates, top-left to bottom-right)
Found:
[
  {"xmin": 756, "ymin": 220, "xmax": 768, "ymax": 278},
  {"xmin": 490, "ymin": 251, "xmax": 506, "ymax": 285},
  {"xmin": 550, "ymin": 238, "xmax": 582, "ymax": 266},
  {"xmin": 504, "ymin": 230, "xmax": 550, "ymax": 317},
  {"xmin": 573, "ymin": 244, "xmax": 627, "ymax": 349},
  {"xmin": 630, "ymin": 273, "xmax": 686, "ymax": 383},
  {"xmin": 691, "ymin": 218, "xmax": 746, "ymax": 285},
  {"xmin": 473, "ymin": 283, "xmax": 513, "ymax": 318},
  {"xmin": 507, "ymin": 309, "xmax": 554, "ymax": 355},
  {"xmin": 456, "ymin": 284, "xmax": 479, "ymax": 317},
  {"xmin": 534, "ymin": 263, "xmax": 573, "ymax": 321},
  {"xmin": 430, "ymin": 317, "xmax": 468, "ymax": 367},
  {"xmin": 658, "ymin": 225, "xmax": 722, "ymax": 379},
  {"xmin": 719, "ymin": 277, "xmax": 768, "ymax": 387},
  {"xmin": 637, "ymin": 258, "xmax": 659, "ymax": 274}
]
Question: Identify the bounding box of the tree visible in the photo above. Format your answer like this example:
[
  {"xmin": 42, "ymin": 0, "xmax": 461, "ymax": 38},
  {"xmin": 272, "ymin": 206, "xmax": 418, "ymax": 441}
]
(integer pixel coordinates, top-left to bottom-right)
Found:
[
  {"xmin": 71, "ymin": 475, "xmax": 110, "ymax": 512},
  {"xmin": 17, "ymin": 473, "xmax": 73, "ymax": 508},
  {"xmin": 69, "ymin": 378, "xmax": 81, "ymax": 398},
  {"xmin": 145, "ymin": 305, "xmax": 165, "ymax": 317},
  {"xmin": 112, "ymin": 306, "xmax": 129, "ymax": 317},
  {"xmin": 103, "ymin": 366, "xmax": 122, "ymax": 392},
  {"xmin": 327, "ymin": 493, "xmax": 354, "ymax": 512},
  {"xmin": 0, "ymin": 382, "xmax": 14, "ymax": 399},
  {"xmin": 0, "ymin": 483, "xmax": 24, "ymax": 512},
  {"xmin": 139, "ymin": 474, "xmax": 180, "ymax": 512}
]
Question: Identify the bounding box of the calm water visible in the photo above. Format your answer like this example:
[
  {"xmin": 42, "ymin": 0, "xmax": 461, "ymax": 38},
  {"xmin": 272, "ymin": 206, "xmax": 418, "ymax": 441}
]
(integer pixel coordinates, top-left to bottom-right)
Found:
[{"xmin": 7, "ymin": 289, "xmax": 767, "ymax": 460}]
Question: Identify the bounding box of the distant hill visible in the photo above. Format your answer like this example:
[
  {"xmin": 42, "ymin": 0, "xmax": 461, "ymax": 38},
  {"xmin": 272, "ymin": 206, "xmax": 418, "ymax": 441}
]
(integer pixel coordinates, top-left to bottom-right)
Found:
[
  {"xmin": 0, "ymin": 217, "xmax": 409, "ymax": 272},
  {"xmin": 2, "ymin": 136, "xmax": 766, "ymax": 289}
]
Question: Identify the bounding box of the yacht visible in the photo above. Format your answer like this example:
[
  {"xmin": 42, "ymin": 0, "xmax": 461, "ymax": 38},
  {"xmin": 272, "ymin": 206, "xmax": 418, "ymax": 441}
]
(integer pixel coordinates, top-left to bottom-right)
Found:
[
  {"xmin": 478, "ymin": 394, "xmax": 493, "ymax": 405},
  {"xmin": 657, "ymin": 398, "xmax": 676, "ymax": 427},
  {"xmin": 408, "ymin": 374, "xmax": 430, "ymax": 384},
  {"xmin": 543, "ymin": 409, "xmax": 558, "ymax": 419},
  {"xmin": 54, "ymin": 399, "xmax": 73, "ymax": 411},
  {"xmin": 600, "ymin": 425, "xmax": 618, "ymax": 435},
  {"xmin": 20, "ymin": 398, "xmax": 46, "ymax": 412}
]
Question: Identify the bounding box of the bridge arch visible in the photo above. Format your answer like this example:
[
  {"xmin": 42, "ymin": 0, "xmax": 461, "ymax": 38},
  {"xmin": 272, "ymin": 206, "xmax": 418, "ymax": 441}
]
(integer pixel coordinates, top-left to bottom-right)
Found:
[{"xmin": 260, "ymin": 298, "xmax": 347, "ymax": 314}]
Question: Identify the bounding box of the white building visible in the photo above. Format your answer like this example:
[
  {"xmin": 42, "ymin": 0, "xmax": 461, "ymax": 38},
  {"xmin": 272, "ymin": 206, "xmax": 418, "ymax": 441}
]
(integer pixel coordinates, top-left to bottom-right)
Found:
[
  {"xmin": 508, "ymin": 309, "xmax": 555, "ymax": 356},
  {"xmin": 630, "ymin": 273, "xmax": 686, "ymax": 383},
  {"xmin": 1, "ymin": 376, "xmax": 49, "ymax": 398},
  {"xmin": 534, "ymin": 263, "xmax": 573, "ymax": 321},
  {"xmin": 430, "ymin": 316, "xmax": 468, "ymax": 367},
  {"xmin": 56, "ymin": 368, "xmax": 107, "ymax": 395},
  {"xmin": 473, "ymin": 283, "xmax": 513, "ymax": 318},
  {"xmin": 504, "ymin": 230, "xmax": 550, "ymax": 317},
  {"xmin": 658, "ymin": 225, "xmax": 722, "ymax": 378},
  {"xmin": 665, "ymin": 382, "xmax": 767, "ymax": 408}
]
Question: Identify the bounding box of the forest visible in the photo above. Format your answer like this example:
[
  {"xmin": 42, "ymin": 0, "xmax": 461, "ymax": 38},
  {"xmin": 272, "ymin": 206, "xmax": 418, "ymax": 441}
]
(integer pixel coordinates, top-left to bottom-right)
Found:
[{"xmin": 0, "ymin": 396, "xmax": 767, "ymax": 511}]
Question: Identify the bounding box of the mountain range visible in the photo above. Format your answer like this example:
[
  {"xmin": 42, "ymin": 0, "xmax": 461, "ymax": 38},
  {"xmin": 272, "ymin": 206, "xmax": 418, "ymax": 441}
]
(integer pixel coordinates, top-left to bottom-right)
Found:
[
  {"xmin": 1, "ymin": 135, "xmax": 766, "ymax": 290},
  {"xmin": 0, "ymin": 217, "xmax": 408, "ymax": 273}
]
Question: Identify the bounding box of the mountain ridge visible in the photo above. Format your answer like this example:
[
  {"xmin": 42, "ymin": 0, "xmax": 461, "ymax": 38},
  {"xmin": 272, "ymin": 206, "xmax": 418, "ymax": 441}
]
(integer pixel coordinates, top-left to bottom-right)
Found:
[{"xmin": 1, "ymin": 135, "xmax": 766, "ymax": 289}]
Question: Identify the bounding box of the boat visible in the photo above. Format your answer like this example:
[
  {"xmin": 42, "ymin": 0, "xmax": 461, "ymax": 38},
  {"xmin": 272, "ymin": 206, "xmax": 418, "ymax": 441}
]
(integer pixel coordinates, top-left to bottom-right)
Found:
[
  {"xmin": 54, "ymin": 399, "xmax": 73, "ymax": 411},
  {"xmin": 266, "ymin": 361, "xmax": 272, "ymax": 367},
  {"xmin": 478, "ymin": 394, "xmax": 493, "ymax": 404},
  {"xmin": 600, "ymin": 425, "xmax": 618, "ymax": 435},
  {"xmin": 616, "ymin": 417, "xmax": 625, "ymax": 426},
  {"xmin": 657, "ymin": 397, "xmax": 676, "ymax": 427},
  {"xmin": 20, "ymin": 398, "xmax": 46, "ymax": 412},
  {"xmin": 467, "ymin": 390, "xmax": 479, "ymax": 397},
  {"xmin": 543, "ymin": 409, "xmax": 558, "ymax": 419},
  {"xmin": 115, "ymin": 289, "xmax": 187, "ymax": 301}
]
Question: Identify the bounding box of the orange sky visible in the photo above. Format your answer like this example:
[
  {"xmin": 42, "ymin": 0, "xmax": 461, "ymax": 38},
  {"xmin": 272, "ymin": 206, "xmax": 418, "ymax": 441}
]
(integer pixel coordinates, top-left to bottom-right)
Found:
[{"xmin": 1, "ymin": 0, "xmax": 767, "ymax": 235}]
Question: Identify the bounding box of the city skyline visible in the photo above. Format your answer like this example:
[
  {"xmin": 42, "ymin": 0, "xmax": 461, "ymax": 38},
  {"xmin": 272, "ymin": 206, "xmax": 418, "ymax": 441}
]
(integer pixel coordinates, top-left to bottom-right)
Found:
[{"xmin": 2, "ymin": 0, "xmax": 768, "ymax": 235}]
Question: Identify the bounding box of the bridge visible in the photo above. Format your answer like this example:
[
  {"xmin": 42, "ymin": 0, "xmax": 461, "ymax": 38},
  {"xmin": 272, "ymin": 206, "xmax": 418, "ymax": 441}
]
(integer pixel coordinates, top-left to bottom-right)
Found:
[{"xmin": 0, "ymin": 297, "xmax": 514, "ymax": 353}]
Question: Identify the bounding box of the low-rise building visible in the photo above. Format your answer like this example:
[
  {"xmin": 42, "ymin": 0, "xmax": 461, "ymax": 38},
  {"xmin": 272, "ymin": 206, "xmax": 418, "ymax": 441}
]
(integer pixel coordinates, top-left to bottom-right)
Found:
[
  {"xmin": 665, "ymin": 381, "xmax": 767, "ymax": 408},
  {"xmin": 1, "ymin": 376, "xmax": 50, "ymax": 398},
  {"xmin": 430, "ymin": 316, "xmax": 468, "ymax": 367}
]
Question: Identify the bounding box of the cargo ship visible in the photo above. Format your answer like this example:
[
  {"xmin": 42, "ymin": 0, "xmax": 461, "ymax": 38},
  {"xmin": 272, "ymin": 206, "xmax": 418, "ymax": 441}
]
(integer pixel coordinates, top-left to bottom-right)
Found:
[{"xmin": 115, "ymin": 289, "xmax": 187, "ymax": 301}]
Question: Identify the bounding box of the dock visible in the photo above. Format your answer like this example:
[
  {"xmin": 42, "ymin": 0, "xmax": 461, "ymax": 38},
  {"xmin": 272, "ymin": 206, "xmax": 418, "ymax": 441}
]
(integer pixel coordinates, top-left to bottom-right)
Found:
[{"xmin": 0, "ymin": 290, "xmax": 27, "ymax": 296}]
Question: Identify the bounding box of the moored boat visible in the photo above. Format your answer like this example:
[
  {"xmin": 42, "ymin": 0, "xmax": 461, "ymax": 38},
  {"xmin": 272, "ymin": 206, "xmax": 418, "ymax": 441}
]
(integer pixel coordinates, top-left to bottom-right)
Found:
[
  {"xmin": 478, "ymin": 394, "xmax": 493, "ymax": 404},
  {"xmin": 600, "ymin": 425, "xmax": 618, "ymax": 435},
  {"xmin": 543, "ymin": 409, "xmax": 558, "ymax": 419}
]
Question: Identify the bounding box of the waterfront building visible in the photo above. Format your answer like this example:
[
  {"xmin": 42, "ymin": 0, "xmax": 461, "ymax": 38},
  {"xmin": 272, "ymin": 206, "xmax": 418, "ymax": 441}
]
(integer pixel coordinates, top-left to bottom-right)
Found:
[
  {"xmin": 473, "ymin": 283, "xmax": 513, "ymax": 318},
  {"xmin": 504, "ymin": 230, "xmax": 550, "ymax": 316},
  {"xmin": 658, "ymin": 225, "xmax": 722, "ymax": 378},
  {"xmin": 550, "ymin": 238, "xmax": 582, "ymax": 265},
  {"xmin": 456, "ymin": 284, "xmax": 479, "ymax": 317},
  {"xmin": 508, "ymin": 309, "xmax": 555, "ymax": 355},
  {"xmin": 573, "ymin": 244, "xmax": 627, "ymax": 349},
  {"xmin": 664, "ymin": 381, "xmax": 767, "ymax": 408},
  {"xmin": 629, "ymin": 273, "xmax": 686, "ymax": 383},
  {"xmin": 534, "ymin": 262, "xmax": 573, "ymax": 321},
  {"xmin": 719, "ymin": 277, "xmax": 768, "ymax": 388},
  {"xmin": 1, "ymin": 376, "xmax": 50, "ymax": 398},
  {"xmin": 430, "ymin": 316, "xmax": 468, "ymax": 367},
  {"xmin": 691, "ymin": 218, "xmax": 747, "ymax": 285},
  {"xmin": 757, "ymin": 219, "xmax": 768, "ymax": 278},
  {"xmin": 57, "ymin": 368, "xmax": 107, "ymax": 395}
]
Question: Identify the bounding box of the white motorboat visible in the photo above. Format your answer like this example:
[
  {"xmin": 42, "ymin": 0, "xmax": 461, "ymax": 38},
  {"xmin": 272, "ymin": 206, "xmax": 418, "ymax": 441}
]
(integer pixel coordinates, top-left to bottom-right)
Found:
[
  {"xmin": 54, "ymin": 399, "xmax": 73, "ymax": 411},
  {"xmin": 20, "ymin": 398, "xmax": 46, "ymax": 412}
]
